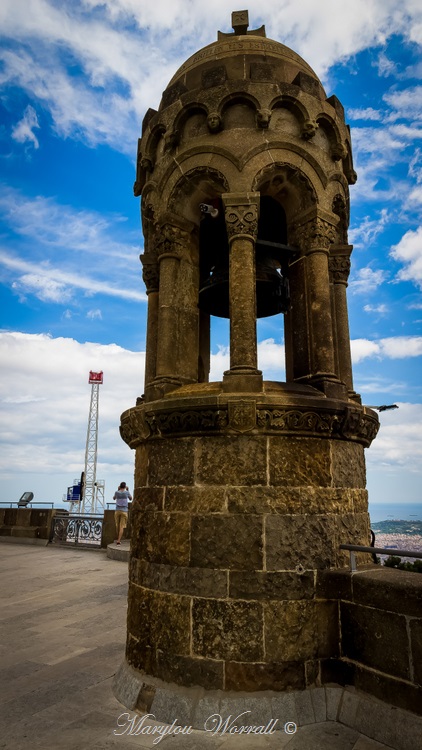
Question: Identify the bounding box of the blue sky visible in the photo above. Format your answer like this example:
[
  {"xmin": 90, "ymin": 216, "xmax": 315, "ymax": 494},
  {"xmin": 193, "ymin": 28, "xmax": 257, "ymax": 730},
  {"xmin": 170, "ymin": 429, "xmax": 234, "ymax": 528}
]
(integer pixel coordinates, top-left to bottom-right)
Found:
[{"xmin": 0, "ymin": 0, "xmax": 421, "ymax": 511}]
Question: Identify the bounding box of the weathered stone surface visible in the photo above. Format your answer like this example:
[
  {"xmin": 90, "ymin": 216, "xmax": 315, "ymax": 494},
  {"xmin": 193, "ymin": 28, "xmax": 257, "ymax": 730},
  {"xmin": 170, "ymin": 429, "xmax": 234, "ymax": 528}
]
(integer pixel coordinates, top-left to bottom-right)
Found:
[
  {"xmin": 269, "ymin": 437, "xmax": 332, "ymax": 486},
  {"xmin": 225, "ymin": 660, "xmax": 306, "ymax": 691},
  {"xmin": 340, "ymin": 602, "xmax": 410, "ymax": 680},
  {"xmin": 227, "ymin": 486, "xmax": 301, "ymax": 514},
  {"xmin": 127, "ymin": 585, "xmax": 191, "ymax": 659},
  {"xmin": 133, "ymin": 486, "xmax": 164, "ymax": 510},
  {"xmin": 130, "ymin": 509, "xmax": 190, "ymax": 565},
  {"xmin": 265, "ymin": 514, "xmax": 337, "ymax": 570},
  {"xmin": 331, "ymin": 440, "xmax": 366, "ymax": 488},
  {"xmin": 410, "ymin": 619, "xmax": 422, "ymax": 686},
  {"xmin": 192, "ymin": 598, "xmax": 263, "ymax": 661},
  {"xmin": 156, "ymin": 652, "xmax": 224, "ymax": 690},
  {"xmin": 229, "ymin": 570, "xmax": 315, "ymax": 599},
  {"xmin": 147, "ymin": 438, "xmax": 195, "ymax": 485},
  {"xmin": 132, "ymin": 559, "xmax": 228, "ymax": 597},
  {"xmin": 264, "ymin": 601, "xmax": 338, "ymax": 661},
  {"xmin": 165, "ymin": 485, "xmax": 227, "ymax": 513},
  {"xmin": 351, "ymin": 567, "xmax": 422, "ymax": 617},
  {"xmin": 196, "ymin": 436, "xmax": 267, "ymax": 485},
  {"xmin": 191, "ymin": 514, "xmax": 263, "ymax": 569}
]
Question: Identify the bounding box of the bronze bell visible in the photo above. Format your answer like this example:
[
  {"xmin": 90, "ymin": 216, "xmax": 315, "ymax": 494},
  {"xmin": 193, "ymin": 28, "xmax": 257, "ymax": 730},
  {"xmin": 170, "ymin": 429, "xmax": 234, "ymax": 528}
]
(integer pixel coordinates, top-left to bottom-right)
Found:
[{"xmin": 198, "ymin": 196, "xmax": 294, "ymax": 319}]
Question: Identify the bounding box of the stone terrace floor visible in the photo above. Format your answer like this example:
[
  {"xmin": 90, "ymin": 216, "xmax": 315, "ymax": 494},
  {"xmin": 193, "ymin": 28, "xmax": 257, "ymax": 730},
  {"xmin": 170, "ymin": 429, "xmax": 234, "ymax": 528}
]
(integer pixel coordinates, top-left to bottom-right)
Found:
[{"xmin": 0, "ymin": 543, "xmax": 396, "ymax": 750}]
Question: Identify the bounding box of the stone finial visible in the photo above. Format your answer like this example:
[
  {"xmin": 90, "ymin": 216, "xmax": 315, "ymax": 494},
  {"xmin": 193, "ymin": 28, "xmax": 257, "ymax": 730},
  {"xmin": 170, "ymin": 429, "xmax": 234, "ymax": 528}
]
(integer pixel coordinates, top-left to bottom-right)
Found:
[{"xmin": 232, "ymin": 10, "xmax": 249, "ymax": 34}]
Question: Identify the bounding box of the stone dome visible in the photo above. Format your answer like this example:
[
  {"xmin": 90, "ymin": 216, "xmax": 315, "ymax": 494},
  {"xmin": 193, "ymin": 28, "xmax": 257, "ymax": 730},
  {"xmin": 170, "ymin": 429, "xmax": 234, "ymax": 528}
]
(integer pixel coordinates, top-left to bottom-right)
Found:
[{"xmin": 159, "ymin": 24, "xmax": 326, "ymax": 112}]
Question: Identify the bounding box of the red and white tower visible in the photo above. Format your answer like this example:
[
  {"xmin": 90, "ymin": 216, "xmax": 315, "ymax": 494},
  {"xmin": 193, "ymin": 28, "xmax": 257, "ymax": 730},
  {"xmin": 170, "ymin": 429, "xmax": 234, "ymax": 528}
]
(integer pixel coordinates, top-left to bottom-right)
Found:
[{"xmin": 81, "ymin": 371, "xmax": 105, "ymax": 514}]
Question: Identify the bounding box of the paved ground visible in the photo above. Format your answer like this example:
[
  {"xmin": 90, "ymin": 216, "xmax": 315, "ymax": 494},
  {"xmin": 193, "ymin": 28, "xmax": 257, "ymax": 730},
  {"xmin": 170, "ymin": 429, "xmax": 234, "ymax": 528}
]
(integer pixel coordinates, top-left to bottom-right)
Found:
[{"xmin": 0, "ymin": 543, "xmax": 395, "ymax": 750}]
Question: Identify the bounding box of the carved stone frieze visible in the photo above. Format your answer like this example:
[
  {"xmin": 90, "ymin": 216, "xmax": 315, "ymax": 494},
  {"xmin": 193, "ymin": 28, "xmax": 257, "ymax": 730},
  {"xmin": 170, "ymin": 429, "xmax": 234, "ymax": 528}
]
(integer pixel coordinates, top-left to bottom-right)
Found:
[
  {"xmin": 120, "ymin": 401, "xmax": 379, "ymax": 447},
  {"xmin": 228, "ymin": 400, "xmax": 256, "ymax": 432},
  {"xmin": 120, "ymin": 408, "xmax": 151, "ymax": 448},
  {"xmin": 257, "ymin": 408, "xmax": 342, "ymax": 435},
  {"xmin": 341, "ymin": 407, "xmax": 380, "ymax": 444},
  {"xmin": 145, "ymin": 408, "xmax": 228, "ymax": 435}
]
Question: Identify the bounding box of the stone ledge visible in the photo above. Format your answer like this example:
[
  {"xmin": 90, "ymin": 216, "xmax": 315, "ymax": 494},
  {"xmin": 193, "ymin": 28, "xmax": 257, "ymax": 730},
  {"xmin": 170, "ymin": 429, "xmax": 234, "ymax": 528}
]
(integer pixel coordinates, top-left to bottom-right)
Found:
[
  {"xmin": 113, "ymin": 661, "xmax": 422, "ymax": 750},
  {"xmin": 107, "ymin": 541, "xmax": 130, "ymax": 561}
]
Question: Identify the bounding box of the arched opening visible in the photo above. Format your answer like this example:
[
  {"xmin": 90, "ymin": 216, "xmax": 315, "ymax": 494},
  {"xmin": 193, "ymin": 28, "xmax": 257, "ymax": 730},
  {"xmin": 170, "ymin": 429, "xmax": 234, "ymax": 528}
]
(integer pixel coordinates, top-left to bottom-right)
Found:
[{"xmin": 198, "ymin": 195, "xmax": 291, "ymax": 319}]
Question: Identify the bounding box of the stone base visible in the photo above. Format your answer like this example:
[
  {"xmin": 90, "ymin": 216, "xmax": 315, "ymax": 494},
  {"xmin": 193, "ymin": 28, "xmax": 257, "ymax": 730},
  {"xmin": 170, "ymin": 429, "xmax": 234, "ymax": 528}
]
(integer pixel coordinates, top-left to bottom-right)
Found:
[
  {"xmin": 113, "ymin": 661, "xmax": 422, "ymax": 750},
  {"xmin": 107, "ymin": 541, "xmax": 130, "ymax": 562}
]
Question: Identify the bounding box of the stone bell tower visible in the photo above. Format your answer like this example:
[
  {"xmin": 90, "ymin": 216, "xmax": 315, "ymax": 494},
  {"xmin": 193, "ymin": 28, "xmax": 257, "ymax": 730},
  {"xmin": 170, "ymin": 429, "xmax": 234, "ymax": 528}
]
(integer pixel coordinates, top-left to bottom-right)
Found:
[{"xmin": 116, "ymin": 11, "xmax": 379, "ymax": 719}]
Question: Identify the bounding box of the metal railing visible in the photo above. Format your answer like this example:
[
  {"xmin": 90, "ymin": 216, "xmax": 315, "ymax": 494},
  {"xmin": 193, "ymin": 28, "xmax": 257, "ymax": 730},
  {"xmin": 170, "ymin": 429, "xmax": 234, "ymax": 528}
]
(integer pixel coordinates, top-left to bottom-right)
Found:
[
  {"xmin": 340, "ymin": 543, "xmax": 422, "ymax": 571},
  {"xmin": 50, "ymin": 513, "xmax": 103, "ymax": 547},
  {"xmin": 0, "ymin": 502, "xmax": 55, "ymax": 508}
]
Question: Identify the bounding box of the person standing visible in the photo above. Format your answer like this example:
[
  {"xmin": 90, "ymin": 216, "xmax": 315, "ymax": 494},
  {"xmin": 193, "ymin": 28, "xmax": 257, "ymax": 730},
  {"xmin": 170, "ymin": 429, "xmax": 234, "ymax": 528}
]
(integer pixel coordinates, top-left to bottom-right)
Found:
[{"xmin": 113, "ymin": 482, "xmax": 132, "ymax": 544}]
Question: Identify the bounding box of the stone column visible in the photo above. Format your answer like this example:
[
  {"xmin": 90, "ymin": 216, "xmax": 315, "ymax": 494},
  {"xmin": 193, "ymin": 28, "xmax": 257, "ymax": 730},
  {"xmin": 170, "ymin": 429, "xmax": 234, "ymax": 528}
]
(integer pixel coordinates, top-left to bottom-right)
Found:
[
  {"xmin": 222, "ymin": 192, "xmax": 263, "ymax": 392},
  {"xmin": 329, "ymin": 246, "xmax": 358, "ymax": 400},
  {"xmin": 151, "ymin": 221, "xmax": 191, "ymax": 397},
  {"xmin": 140, "ymin": 257, "xmax": 159, "ymax": 401},
  {"xmin": 291, "ymin": 216, "xmax": 345, "ymax": 398}
]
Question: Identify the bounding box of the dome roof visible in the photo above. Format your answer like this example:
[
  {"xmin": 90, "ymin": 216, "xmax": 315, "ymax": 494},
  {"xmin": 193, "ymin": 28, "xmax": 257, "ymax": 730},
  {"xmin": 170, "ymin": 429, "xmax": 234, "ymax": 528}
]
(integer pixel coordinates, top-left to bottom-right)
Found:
[{"xmin": 159, "ymin": 22, "xmax": 326, "ymax": 111}]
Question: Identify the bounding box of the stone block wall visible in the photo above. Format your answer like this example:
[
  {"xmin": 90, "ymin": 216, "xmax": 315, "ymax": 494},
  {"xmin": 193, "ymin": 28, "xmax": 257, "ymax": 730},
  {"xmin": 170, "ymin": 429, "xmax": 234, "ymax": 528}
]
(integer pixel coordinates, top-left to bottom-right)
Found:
[
  {"xmin": 0, "ymin": 507, "xmax": 56, "ymax": 542},
  {"xmin": 127, "ymin": 432, "xmax": 371, "ymax": 692},
  {"xmin": 318, "ymin": 567, "xmax": 422, "ymax": 716}
]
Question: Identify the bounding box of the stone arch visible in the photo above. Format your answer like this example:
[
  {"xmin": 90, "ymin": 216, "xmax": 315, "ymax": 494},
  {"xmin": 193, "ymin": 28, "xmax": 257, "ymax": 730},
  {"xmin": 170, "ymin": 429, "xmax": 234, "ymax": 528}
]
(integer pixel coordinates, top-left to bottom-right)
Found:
[
  {"xmin": 252, "ymin": 162, "xmax": 317, "ymax": 224},
  {"xmin": 315, "ymin": 114, "xmax": 343, "ymax": 158},
  {"xmin": 168, "ymin": 166, "xmax": 230, "ymax": 225},
  {"xmin": 145, "ymin": 122, "xmax": 166, "ymax": 165},
  {"xmin": 220, "ymin": 93, "xmax": 258, "ymax": 129},
  {"xmin": 174, "ymin": 103, "xmax": 209, "ymax": 146}
]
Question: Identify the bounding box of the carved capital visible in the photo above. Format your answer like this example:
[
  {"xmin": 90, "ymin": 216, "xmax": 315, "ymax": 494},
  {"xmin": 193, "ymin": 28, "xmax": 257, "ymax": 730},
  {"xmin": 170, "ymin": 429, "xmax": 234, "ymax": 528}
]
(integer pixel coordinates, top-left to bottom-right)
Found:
[
  {"xmin": 156, "ymin": 222, "xmax": 191, "ymax": 259},
  {"xmin": 120, "ymin": 407, "xmax": 151, "ymax": 448},
  {"xmin": 290, "ymin": 218, "xmax": 337, "ymax": 252},
  {"xmin": 141, "ymin": 261, "xmax": 159, "ymax": 293},
  {"xmin": 329, "ymin": 254, "xmax": 351, "ymax": 284},
  {"xmin": 222, "ymin": 193, "xmax": 260, "ymax": 242}
]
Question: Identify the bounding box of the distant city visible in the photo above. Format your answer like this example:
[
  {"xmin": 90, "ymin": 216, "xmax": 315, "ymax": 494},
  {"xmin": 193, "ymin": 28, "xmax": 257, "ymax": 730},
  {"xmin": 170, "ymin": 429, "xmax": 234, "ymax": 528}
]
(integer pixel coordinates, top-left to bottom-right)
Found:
[{"xmin": 371, "ymin": 519, "xmax": 422, "ymax": 560}]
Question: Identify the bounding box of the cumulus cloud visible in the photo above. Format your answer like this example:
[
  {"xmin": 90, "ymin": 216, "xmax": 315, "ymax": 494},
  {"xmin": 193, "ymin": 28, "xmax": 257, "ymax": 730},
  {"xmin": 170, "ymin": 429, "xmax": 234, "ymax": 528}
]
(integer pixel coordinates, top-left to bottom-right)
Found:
[
  {"xmin": 351, "ymin": 336, "xmax": 422, "ymax": 362},
  {"xmin": 349, "ymin": 266, "xmax": 387, "ymax": 294},
  {"xmin": 348, "ymin": 208, "xmax": 390, "ymax": 248},
  {"xmin": 1, "ymin": 0, "xmax": 422, "ymax": 151},
  {"xmin": 11, "ymin": 105, "xmax": 40, "ymax": 148},
  {"xmin": 366, "ymin": 402, "xmax": 422, "ymax": 472},
  {"xmin": 363, "ymin": 304, "xmax": 388, "ymax": 314},
  {"xmin": 391, "ymin": 226, "xmax": 422, "ymax": 289},
  {"xmin": 0, "ymin": 184, "xmax": 145, "ymax": 304},
  {"xmin": 0, "ymin": 331, "xmax": 143, "ymax": 501}
]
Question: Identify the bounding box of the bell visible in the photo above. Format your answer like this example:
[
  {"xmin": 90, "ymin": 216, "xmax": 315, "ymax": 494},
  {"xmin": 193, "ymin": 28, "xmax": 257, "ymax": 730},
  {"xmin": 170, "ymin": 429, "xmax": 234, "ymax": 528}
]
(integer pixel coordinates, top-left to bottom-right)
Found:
[{"xmin": 198, "ymin": 197, "xmax": 293, "ymax": 318}]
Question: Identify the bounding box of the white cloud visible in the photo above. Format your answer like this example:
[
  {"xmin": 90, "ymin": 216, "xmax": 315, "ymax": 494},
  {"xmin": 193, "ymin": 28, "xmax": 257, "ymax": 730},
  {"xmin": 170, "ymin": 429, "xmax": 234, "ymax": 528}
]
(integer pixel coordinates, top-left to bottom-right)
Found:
[
  {"xmin": 0, "ymin": 331, "xmax": 144, "ymax": 500},
  {"xmin": 363, "ymin": 304, "xmax": 388, "ymax": 314},
  {"xmin": 87, "ymin": 309, "xmax": 102, "ymax": 320},
  {"xmin": 349, "ymin": 266, "xmax": 387, "ymax": 294},
  {"xmin": 1, "ymin": 1, "xmax": 422, "ymax": 152},
  {"xmin": 391, "ymin": 226, "xmax": 422, "ymax": 288},
  {"xmin": 374, "ymin": 51, "xmax": 397, "ymax": 77},
  {"xmin": 384, "ymin": 85, "xmax": 422, "ymax": 121},
  {"xmin": 351, "ymin": 336, "xmax": 422, "ymax": 362},
  {"xmin": 349, "ymin": 208, "xmax": 389, "ymax": 248},
  {"xmin": 1, "ymin": 249, "xmax": 145, "ymax": 303},
  {"xmin": 11, "ymin": 105, "xmax": 40, "ymax": 148},
  {"xmin": 366, "ymin": 402, "xmax": 422, "ymax": 472},
  {"xmin": 347, "ymin": 107, "xmax": 383, "ymax": 122}
]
